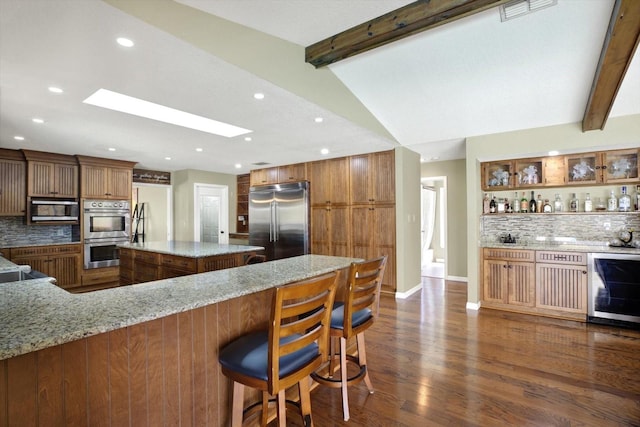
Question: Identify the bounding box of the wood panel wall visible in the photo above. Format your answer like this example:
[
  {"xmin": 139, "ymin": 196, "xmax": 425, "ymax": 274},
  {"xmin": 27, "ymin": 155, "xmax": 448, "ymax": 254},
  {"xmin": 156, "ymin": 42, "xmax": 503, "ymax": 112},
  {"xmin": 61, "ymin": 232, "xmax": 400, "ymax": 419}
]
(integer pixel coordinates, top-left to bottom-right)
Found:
[{"xmin": 0, "ymin": 290, "xmax": 271, "ymax": 427}]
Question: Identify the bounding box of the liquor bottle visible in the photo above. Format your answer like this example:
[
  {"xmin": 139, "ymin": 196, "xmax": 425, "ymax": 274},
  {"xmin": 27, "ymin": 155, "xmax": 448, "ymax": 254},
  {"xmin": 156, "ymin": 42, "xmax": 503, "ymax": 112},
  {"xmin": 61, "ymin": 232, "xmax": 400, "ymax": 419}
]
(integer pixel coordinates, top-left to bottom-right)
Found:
[
  {"xmin": 607, "ymin": 190, "xmax": 618, "ymax": 212},
  {"xmin": 553, "ymin": 194, "xmax": 563, "ymax": 212},
  {"xmin": 584, "ymin": 193, "xmax": 593, "ymax": 212},
  {"xmin": 536, "ymin": 194, "xmax": 543, "ymax": 213},
  {"xmin": 483, "ymin": 193, "xmax": 490, "ymax": 214},
  {"xmin": 569, "ymin": 193, "xmax": 578, "ymax": 212},
  {"xmin": 619, "ymin": 186, "xmax": 631, "ymax": 212},
  {"xmin": 529, "ymin": 191, "xmax": 537, "ymax": 214},
  {"xmin": 543, "ymin": 199, "xmax": 552, "ymax": 213},
  {"xmin": 520, "ymin": 192, "xmax": 529, "ymax": 213},
  {"xmin": 513, "ymin": 191, "xmax": 521, "ymax": 213},
  {"xmin": 489, "ymin": 195, "xmax": 497, "ymax": 213}
]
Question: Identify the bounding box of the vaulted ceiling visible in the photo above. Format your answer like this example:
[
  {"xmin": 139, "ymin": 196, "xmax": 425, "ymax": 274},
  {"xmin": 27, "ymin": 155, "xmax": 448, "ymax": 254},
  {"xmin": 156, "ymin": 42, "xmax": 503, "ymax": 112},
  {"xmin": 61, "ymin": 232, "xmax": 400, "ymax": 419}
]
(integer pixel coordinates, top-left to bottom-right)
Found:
[{"xmin": 0, "ymin": 0, "xmax": 638, "ymax": 174}]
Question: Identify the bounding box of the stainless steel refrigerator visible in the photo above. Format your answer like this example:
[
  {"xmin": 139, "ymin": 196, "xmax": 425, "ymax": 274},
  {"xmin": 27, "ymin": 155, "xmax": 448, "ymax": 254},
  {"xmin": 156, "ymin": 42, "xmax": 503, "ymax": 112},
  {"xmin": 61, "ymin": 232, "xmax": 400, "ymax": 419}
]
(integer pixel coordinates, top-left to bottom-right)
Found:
[{"xmin": 248, "ymin": 181, "xmax": 310, "ymax": 260}]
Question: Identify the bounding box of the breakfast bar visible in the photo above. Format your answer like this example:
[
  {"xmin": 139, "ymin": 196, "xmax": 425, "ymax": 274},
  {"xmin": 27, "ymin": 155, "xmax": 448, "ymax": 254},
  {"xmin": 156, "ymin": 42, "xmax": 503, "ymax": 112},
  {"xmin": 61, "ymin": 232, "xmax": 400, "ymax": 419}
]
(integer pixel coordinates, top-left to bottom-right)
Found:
[{"xmin": 0, "ymin": 254, "xmax": 358, "ymax": 426}]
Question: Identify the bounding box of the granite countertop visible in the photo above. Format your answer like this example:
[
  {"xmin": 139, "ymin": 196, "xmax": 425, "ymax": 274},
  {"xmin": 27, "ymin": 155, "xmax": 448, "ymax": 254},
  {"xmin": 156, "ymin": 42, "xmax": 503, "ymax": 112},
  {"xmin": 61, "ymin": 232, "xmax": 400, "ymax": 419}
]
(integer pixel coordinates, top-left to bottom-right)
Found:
[
  {"xmin": 0, "ymin": 254, "xmax": 358, "ymax": 361},
  {"xmin": 119, "ymin": 240, "xmax": 264, "ymax": 257},
  {"xmin": 482, "ymin": 240, "xmax": 640, "ymax": 255}
]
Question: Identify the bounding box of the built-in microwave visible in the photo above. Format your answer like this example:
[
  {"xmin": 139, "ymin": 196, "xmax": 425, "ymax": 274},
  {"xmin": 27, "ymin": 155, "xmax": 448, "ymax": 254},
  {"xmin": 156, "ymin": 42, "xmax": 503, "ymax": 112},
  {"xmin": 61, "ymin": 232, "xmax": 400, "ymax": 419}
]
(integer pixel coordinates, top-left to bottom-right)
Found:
[{"xmin": 30, "ymin": 199, "xmax": 79, "ymax": 223}]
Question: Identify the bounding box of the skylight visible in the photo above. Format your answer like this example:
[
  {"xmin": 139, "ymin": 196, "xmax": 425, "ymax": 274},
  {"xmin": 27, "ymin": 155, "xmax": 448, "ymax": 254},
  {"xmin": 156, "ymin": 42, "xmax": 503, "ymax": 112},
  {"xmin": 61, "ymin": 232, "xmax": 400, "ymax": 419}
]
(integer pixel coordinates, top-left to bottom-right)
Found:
[{"xmin": 83, "ymin": 89, "xmax": 252, "ymax": 138}]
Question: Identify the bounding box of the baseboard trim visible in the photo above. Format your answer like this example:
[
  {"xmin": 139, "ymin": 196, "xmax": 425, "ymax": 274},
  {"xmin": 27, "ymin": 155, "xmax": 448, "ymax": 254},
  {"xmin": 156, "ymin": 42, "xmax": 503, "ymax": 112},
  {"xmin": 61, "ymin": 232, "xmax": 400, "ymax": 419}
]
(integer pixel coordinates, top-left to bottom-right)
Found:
[
  {"xmin": 466, "ymin": 301, "xmax": 481, "ymax": 311},
  {"xmin": 447, "ymin": 275, "xmax": 468, "ymax": 283},
  {"xmin": 395, "ymin": 283, "xmax": 422, "ymax": 299}
]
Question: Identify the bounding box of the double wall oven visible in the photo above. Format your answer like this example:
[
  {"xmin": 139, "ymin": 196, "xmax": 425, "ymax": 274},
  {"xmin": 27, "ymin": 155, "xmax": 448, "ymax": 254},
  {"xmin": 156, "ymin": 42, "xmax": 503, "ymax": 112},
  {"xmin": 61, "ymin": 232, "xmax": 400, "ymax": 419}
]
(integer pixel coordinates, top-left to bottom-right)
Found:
[{"xmin": 83, "ymin": 200, "xmax": 130, "ymax": 269}]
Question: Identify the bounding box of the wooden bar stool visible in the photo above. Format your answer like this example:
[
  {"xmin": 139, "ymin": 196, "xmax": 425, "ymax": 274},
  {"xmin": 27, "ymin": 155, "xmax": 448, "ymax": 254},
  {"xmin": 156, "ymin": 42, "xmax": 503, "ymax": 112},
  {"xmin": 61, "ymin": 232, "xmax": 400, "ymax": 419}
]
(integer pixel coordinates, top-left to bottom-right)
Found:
[
  {"xmin": 219, "ymin": 271, "xmax": 338, "ymax": 427},
  {"xmin": 311, "ymin": 256, "xmax": 387, "ymax": 421}
]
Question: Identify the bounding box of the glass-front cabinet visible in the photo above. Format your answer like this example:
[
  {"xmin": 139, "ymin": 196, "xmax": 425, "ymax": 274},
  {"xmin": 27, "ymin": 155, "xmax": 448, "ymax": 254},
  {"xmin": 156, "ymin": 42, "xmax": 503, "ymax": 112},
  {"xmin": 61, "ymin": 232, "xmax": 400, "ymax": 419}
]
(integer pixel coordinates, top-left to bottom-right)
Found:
[
  {"xmin": 482, "ymin": 161, "xmax": 514, "ymax": 191},
  {"xmin": 602, "ymin": 149, "xmax": 639, "ymax": 183},
  {"xmin": 565, "ymin": 152, "xmax": 599, "ymax": 185},
  {"xmin": 514, "ymin": 158, "xmax": 544, "ymax": 187}
]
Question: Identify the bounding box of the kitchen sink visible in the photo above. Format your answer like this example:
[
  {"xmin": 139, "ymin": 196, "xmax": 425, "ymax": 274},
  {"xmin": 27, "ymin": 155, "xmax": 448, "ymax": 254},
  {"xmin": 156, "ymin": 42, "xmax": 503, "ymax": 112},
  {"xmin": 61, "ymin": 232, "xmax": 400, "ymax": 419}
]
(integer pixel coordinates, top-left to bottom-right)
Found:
[{"xmin": 0, "ymin": 269, "xmax": 48, "ymax": 283}]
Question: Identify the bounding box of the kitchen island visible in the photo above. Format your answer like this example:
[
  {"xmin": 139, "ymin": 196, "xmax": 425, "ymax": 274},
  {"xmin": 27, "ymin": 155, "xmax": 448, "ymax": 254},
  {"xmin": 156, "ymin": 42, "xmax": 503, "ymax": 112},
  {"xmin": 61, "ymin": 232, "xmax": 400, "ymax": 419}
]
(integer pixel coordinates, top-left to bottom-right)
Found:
[
  {"xmin": 0, "ymin": 254, "xmax": 358, "ymax": 426},
  {"xmin": 119, "ymin": 240, "xmax": 265, "ymax": 285}
]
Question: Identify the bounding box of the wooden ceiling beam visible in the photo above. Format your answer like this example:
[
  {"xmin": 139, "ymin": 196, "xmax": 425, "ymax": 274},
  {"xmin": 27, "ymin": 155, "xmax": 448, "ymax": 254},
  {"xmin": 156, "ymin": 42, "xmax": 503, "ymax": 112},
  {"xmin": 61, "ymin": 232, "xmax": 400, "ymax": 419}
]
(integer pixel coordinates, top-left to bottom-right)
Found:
[
  {"xmin": 305, "ymin": 0, "xmax": 511, "ymax": 68},
  {"xmin": 582, "ymin": 0, "xmax": 640, "ymax": 131}
]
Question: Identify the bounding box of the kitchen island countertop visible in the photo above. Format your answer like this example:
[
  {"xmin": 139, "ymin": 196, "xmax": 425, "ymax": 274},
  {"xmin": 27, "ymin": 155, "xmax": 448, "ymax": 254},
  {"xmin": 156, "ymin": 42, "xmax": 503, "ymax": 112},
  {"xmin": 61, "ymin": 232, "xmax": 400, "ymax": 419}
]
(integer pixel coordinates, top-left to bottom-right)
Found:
[
  {"xmin": 0, "ymin": 254, "xmax": 358, "ymax": 361},
  {"xmin": 119, "ymin": 240, "xmax": 264, "ymax": 257}
]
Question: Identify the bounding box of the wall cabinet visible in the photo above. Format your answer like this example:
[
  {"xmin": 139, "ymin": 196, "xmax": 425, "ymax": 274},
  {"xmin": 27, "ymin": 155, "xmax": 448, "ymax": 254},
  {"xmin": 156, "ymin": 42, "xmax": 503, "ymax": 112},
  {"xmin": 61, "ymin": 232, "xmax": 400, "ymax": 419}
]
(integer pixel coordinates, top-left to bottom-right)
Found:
[
  {"xmin": 482, "ymin": 248, "xmax": 535, "ymax": 307},
  {"xmin": 7, "ymin": 244, "xmax": 81, "ymax": 289},
  {"xmin": 77, "ymin": 156, "xmax": 136, "ymax": 200},
  {"xmin": 535, "ymin": 251, "xmax": 587, "ymax": 314},
  {"xmin": 22, "ymin": 150, "xmax": 78, "ymax": 198},
  {"xmin": 0, "ymin": 149, "xmax": 26, "ymax": 216},
  {"xmin": 250, "ymin": 167, "xmax": 278, "ymax": 186},
  {"xmin": 278, "ymin": 163, "xmax": 307, "ymax": 183},
  {"xmin": 236, "ymin": 173, "xmax": 250, "ymax": 233},
  {"xmin": 483, "ymin": 147, "xmax": 640, "ymax": 191},
  {"xmin": 350, "ymin": 151, "xmax": 395, "ymax": 205},
  {"xmin": 308, "ymin": 157, "xmax": 350, "ymax": 206}
]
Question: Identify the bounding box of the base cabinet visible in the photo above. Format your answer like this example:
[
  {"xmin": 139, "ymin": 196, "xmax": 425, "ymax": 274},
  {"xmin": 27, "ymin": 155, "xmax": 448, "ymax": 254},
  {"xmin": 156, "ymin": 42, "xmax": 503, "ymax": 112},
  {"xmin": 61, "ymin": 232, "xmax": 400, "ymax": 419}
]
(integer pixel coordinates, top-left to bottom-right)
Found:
[
  {"xmin": 482, "ymin": 248, "xmax": 588, "ymax": 321},
  {"xmin": 7, "ymin": 244, "xmax": 81, "ymax": 289}
]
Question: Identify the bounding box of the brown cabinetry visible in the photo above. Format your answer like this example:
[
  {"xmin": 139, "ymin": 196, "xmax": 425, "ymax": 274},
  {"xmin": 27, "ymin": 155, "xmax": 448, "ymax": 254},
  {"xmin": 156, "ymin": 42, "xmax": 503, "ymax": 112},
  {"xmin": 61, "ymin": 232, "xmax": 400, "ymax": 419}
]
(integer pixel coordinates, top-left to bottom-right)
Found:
[
  {"xmin": 350, "ymin": 151, "xmax": 395, "ymax": 205},
  {"xmin": 7, "ymin": 244, "xmax": 81, "ymax": 289},
  {"xmin": 535, "ymin": 251, "xmax": 587, "ymax": 316},
  {"xmin": 601, "ymin": 149, "xmax": 639, "ymax": 183},
  {"xmin": 76, "ymin": 155, "xmax": 136, "ymax": 200},
  {"xmin": 278, "ymin": 163, "xmax": 307, "ymax": 183},
  {"xmin": 482, "ymin": 160, "xmax": 514, "ymax": 191},
  {"xmin": 308, "ymin": 157, "xmax": 350, "ymax": 206},
  {"xmin": 311, "ymin": 205, "xmax": 350, "ymax": 257},
  {"xmin": 22, "ymin": 150, "xmax": 78, "ymax": 198},
  {"xmin": 482, "ymin": 248, "xmax": 535, "ymax": 307},
  {"xmin": 0, "ymin": 149, "xmax": 26, "ymax": 216},
  {"xmin": 250, "ymin": 167, "xmax": 278, "ymax": 186},
  {"xmin": 236, "ymin": 173, "xmax": 250, "ymax": 233}
]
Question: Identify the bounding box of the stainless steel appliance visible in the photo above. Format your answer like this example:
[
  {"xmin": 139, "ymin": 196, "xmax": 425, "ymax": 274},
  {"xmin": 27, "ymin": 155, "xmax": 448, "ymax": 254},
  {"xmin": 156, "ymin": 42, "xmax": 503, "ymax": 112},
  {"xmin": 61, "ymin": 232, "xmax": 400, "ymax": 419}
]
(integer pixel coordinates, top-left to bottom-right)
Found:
[
  {"xmin": 249, "ymin": 182, "xmax": 310, "ymax": 261},
  {"xmin": 588, "ymin": 252, "xmax": 640, "ymax": 326},
  {"xmin": 30, "ymin": 199, "xmax": 79, "ymax": 222},
  {"xmin": 83, "ymin": 199, "xmax": 130, "ymax": 269}
]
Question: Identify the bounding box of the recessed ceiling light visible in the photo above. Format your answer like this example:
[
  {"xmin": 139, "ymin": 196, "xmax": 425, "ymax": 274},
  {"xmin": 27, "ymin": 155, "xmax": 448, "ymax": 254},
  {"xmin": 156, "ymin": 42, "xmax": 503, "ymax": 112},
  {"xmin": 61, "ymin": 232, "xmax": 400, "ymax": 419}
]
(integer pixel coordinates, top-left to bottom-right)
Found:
[
  {"xmin": 320, "ymin": 148, "xmax": 329, "ymax": 155},
  {"xmin": 108, "ymin": 147, "xmax": 116, "ymax": 152},
  {"xmin": 235, "ymin": 163, "xmax": 242, "ymax": 169},
  {"xmin": 14, "ymin": 136, "xmax": 24, "ymax": 141},
  {"xmin": 165, "ymin": 157, "xmax": 171, "ymax": 160},
  {"xmin": 195, "ymin": 147, "xmax": 203, "ymax": 152},
  {"xmin": 253, "ymin": 93, "xmax": 264, "ymax": 100},
  {"xmin": 83, "ymin": 89, "xmax": 252, "ymax": 138},
  {"xmin": 548, "ymin": 150, "xmax": 559, "ymax": 156},
  {"xmin": 315, "ymin": 117, "xmax": 324, "ymax": 123},
  {"xmin": 116, "ymin": 37, "xmax": 134, "ymax": 47},
  {"xmin": 48, "ymin": 87, "xmax": 63, "ymax": 93},
  {"xmin": 244, "ymin": 136, "xmax": 252, "ymax": 142},
  {"xmin": 32, "ymin": 118, "xmax": 44, "ymax": 124}
]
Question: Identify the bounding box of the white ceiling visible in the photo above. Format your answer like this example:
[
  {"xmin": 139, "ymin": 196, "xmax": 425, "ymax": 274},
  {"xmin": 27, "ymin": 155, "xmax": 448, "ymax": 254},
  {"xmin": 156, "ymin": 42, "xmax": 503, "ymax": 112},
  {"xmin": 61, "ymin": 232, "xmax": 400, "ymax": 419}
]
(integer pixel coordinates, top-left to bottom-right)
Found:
[{"xmin": 0, "ymin": 0, "xmax": 638, "ymax": 175}]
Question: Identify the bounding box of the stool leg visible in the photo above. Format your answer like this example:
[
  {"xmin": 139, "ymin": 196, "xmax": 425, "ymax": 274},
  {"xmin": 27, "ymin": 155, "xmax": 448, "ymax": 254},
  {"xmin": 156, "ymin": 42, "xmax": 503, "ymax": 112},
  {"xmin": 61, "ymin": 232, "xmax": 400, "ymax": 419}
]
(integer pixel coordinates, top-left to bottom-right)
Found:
[
  {"xmin": 328, "ymin": 336, "xmax": 337, "ymax": 376},
  {"xmin": 277, "ymin": 389, "xmax": 287, "ymax": 427},
  {"xmin": 299, "ymin": 377, "xmax": 314, "ymax": 427},
  {"xmin": 231, "ymin": 382, "xmax": 245, "ymax": 427},
  {"xmin": 357, "ymin": 333, "xmax": 374, "ymax": 393},
  {"xmin": 340, "ymin": 336, "xmax": 350, "ymax": 421},
  {"xmin": 261, "ymin": 391, "xmax": 269, "ymax": 426}
]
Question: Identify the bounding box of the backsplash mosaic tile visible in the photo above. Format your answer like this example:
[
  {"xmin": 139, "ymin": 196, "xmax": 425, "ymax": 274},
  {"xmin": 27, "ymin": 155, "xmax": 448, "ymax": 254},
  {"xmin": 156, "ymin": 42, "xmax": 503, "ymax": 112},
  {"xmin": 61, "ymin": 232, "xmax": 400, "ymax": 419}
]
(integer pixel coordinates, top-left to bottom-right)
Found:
[
  {"xmin": 0, "ymin": 217, "xmax": 79, "ymax": 247},
  {"xmin": 481, "ymin": 213, "xmax": 640, "ymax": 245}
]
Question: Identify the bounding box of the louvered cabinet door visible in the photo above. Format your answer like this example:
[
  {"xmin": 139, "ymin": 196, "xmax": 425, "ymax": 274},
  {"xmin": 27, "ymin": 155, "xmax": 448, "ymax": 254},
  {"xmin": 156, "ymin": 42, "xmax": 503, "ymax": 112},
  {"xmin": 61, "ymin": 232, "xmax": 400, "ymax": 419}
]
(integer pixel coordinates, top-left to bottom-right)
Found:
[
  {"xmin": 107, "ymin": 168, "xmax": 132, "ymax": 199},
  {"xmin": 0, "ymin": 159, "xmax": 26, "ymax": 215},
  {"xmin": 536, "ymin": 263, "xmax": 588, "ymax": 313},
  {"xmin": 329, "ymin": 206, "xmax": 351, "ymax": 257},
  {"xmin": 55, "ymin": 163, "xmax": 78, "ymax": 198},
  {"xmin": 49, "ymin": 254, "xmax": 81, "ymax": 289},
  {"xmin": 311, "ymin": 207, "xmax": 330, "ymax": 255},
  {"xmin": 28, "ymin": 161, "xmax": 55, "ymax": 196},
  {"xmin": 507, "ymin": 261, "xmax": 535, "ymax": 307}
]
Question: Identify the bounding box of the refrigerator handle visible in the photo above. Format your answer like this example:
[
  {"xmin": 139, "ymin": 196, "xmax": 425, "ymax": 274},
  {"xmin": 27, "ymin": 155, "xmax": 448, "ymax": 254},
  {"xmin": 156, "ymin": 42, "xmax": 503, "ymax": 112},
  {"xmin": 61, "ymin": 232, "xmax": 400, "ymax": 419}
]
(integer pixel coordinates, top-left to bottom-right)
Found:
[
  {"xmin": 269, "ymin": 201, "xmax": 274, "ymax": 242},
  {"xmin": 273, "ymin": 201, "xmax": 279, "ymax": 242}
]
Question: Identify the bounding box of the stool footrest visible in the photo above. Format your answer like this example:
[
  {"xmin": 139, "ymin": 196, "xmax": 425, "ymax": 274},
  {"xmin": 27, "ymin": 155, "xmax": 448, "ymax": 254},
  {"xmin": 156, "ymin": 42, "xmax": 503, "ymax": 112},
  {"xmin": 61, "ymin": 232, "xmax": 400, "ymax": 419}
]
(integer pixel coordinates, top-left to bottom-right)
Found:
[{"xmin": 311, "ymin": 355, "xmax": 367, "ymax": 388}]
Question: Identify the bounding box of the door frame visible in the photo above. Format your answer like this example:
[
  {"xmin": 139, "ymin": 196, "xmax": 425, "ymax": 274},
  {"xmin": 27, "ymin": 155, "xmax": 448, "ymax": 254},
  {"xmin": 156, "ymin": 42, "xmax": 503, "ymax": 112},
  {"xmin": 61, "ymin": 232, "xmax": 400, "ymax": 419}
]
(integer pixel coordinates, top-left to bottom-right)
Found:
[
  {"xmin": 132, "ymin": 183, "xmax": 173, "ymax": 241},
  {"xmin": 420, "ymin": 176, "xmax": 447, "ymax": 279},
  {"xmin": 193, "ymin": 183, "xmax": 229, "ymax": 244}
]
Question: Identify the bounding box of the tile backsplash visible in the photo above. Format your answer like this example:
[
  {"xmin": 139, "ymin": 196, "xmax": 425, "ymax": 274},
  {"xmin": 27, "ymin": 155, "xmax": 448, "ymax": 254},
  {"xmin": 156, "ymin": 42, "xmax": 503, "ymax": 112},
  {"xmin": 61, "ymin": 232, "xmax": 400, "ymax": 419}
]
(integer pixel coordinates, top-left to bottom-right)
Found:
[
  {"xmin": 481, "ymin": 213, "xmax": 640, "ymax": 245},
  {"xmin": 0, "ymin": 217, "xmax": 79, "ymax": 247}
]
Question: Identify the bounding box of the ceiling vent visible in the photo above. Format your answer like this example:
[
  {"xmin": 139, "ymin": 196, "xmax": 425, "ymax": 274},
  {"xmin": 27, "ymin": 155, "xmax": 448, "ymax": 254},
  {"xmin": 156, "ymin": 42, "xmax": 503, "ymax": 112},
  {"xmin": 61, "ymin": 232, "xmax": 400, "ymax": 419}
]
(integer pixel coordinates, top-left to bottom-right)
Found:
[
  {"xmin": 499, "ymin": 0, "xmax": 557, "ymax": 21},
  {"xmin": 252, "ymin": 162, "xmax": 271, "ymax": 166}
]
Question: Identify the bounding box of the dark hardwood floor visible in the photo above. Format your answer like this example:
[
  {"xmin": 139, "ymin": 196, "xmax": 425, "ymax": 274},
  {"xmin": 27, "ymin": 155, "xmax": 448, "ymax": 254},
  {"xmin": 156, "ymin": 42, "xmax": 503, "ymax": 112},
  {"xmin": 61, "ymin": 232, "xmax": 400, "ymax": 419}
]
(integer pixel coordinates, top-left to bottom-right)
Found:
[{"xmin": 291, "ymin": 277, "xmax": 640, "ymax": 426}]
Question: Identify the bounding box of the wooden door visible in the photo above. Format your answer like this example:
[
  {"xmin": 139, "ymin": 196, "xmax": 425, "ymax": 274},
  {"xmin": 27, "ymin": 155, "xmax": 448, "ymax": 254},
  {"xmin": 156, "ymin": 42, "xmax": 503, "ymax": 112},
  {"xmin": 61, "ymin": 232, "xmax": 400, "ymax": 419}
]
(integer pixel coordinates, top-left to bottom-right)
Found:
[
  {"xmin": 349, "ymin": 154, "xmax": 370, "ymax": 204},
  {"xmin": 602, "ymin": 148, "xmax": 639, "ymax": 183},
  {"xmin": 311, "ymin": 207, "xmax": 330, "ymax": 255},
  {"xmin": 483, "ymin": 259, "xmax": 508, "ymax": 303},
  {"xmin": 350, "ymin": 206, "xmax": 372, "ymax": 261},
  {"xmin": 481, "ymin": 161, "xmax": 514, "ymax": 191},
  {"xmin": 542, "ymin": 157, "xmax": 565, "ymax": 186},
  {"xmin": 330, "ymin": 206, "xmax": 351, "ymax": 257},
  {"xmin": 371, "ymin": 205, "xmax": 395, "ymax": 291},
  {"xmin": 81, "ymin": 165, "xmax": 108, "ymax": 199},
  {"xmin": 0, "ymin": 158, "xmax": 26, "ymax": 215},
  {"xmin": 108, "ymin": 168, "xmax": 132, "ymax": 199},
  {"xmin": 49, "ymin": 253, "xmax": 81, "ymax": 289},
  {"xmin": 308, "ymin": 161, "xmax": 330, "ymax": 206},
  {"xmin": 565, "ymin": 152, "xmax": 599, "ymax": 185},
  {"xmin": 55, "ymin": 163, "xmax": 78, "ymax": 198},
  {"xmin": 278, "ymin": 163, "xmax": 306, "ymax": 183},
  {"xmin": 507, "ymin": 261, "xmax": 535, "ymax": 307},
  {"xmin": 328, "ymin": 157, "xmax": 350, "ymax": 205},
  {"xmin": 13, "ymin": 256, "xmax": 49, "ymax": 276},
  {"xmin": 536, "ymin": 263, "xmax": 588, "ymax": 313}
]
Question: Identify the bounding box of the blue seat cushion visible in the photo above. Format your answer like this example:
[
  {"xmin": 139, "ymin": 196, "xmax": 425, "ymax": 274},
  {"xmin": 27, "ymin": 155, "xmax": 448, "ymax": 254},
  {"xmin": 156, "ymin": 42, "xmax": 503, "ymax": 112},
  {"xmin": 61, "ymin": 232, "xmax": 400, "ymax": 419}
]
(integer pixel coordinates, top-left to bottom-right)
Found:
[
  {"xmin": 219, "ymin": 331, "xmax": 319, "ymax": 381},
  {"xmin": 330, "ymin": 302, "xmax": 372, "ymax": 330}
]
